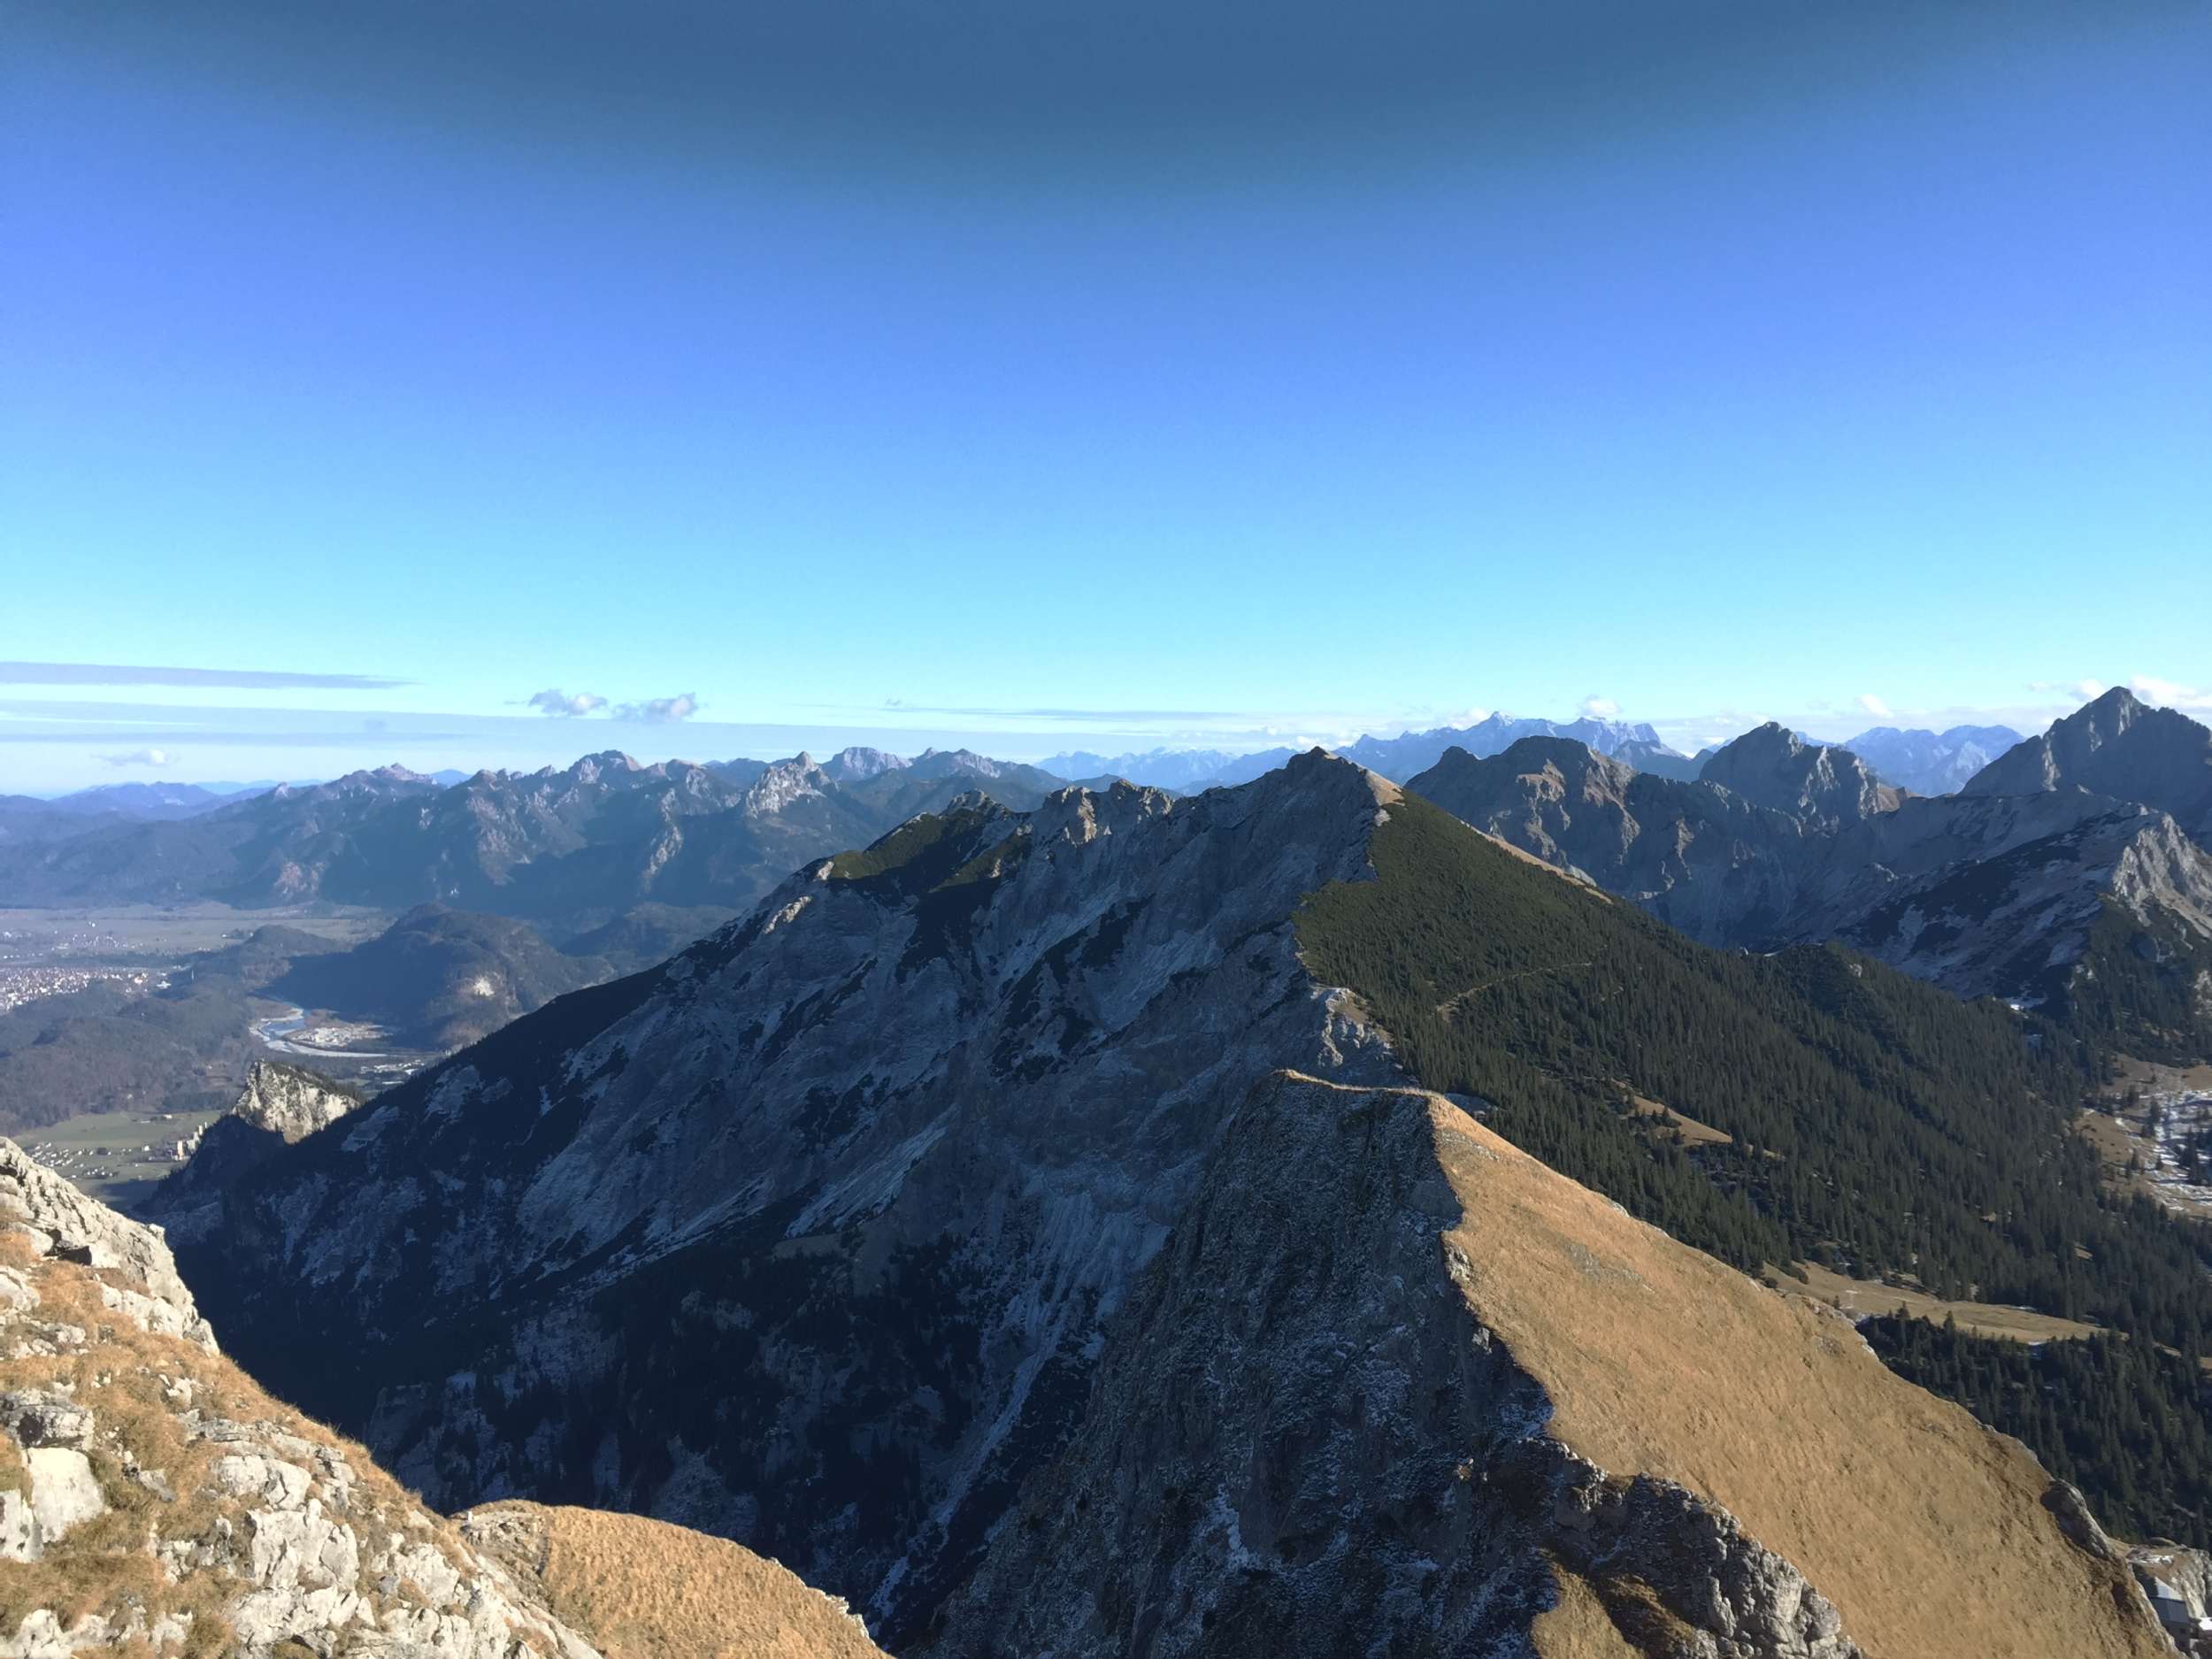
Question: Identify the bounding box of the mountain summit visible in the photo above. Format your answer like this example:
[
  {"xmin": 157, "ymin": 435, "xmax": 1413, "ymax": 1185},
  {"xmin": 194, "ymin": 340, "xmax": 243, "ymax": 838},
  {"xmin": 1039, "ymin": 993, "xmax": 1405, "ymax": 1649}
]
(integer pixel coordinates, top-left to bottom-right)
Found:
[
  {"xmin": 1697, "ymin": 722, "xmax": 1902, "ymax": 826},
  {"xmin": 1965, "ymin": 687, "xmax": 2212, "ymax": 843}
]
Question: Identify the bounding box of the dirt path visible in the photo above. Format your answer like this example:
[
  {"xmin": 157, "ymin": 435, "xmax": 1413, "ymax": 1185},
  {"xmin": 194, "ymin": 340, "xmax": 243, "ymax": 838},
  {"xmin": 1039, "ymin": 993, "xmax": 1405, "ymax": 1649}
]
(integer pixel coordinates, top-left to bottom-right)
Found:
[{"xmin": 1435, "ymin": 960, "xmax": 1592, "ymax": 1020}]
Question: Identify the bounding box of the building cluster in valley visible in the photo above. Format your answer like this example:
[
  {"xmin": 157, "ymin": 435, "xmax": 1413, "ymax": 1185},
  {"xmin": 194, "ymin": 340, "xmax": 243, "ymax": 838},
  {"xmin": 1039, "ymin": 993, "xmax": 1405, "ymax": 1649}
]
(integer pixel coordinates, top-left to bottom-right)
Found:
[
  {"xmin": 20, "ymin": 1121, "xmax": 201, "ymax": 1177},
  {"xmin": 0, "ymin": 962, "xmax": 164, "ymax": 1014}
]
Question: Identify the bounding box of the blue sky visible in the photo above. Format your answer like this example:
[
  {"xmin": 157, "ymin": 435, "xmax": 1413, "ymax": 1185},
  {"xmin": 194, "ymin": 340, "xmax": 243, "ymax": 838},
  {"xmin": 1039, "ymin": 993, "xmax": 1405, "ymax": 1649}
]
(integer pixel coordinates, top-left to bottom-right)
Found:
[{"xmin": 3, "ymin": 0, "xmax": 2208, "ymax": 790}]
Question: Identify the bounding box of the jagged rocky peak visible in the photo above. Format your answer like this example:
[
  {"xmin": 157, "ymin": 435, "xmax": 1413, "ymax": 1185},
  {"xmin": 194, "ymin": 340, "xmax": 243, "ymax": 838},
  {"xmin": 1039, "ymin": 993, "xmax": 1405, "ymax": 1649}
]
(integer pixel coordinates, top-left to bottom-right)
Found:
[
  {"xmin": 228, "ymin": 1058, "xmax": 362, "ymax": 1143},
  {"xmin": 1966, "ymin": 687, "xmax": 2212, "ymax": 842},
  {"xmin": 1409, "ymin": 739, "xmax": 1640, "ymax": 841},
  {"xmin": 568, "ymin": 749, "xmax": 640, "ymax": 776},
  {"xmin": 821, "ymin": 745, "xmax": 911, "ymax": 782},
  {"xmin": 1030, "ymin": 772, "xmax": 1177, "ymax": 845},
  {"xmin": 1497, "ymin": 733, "xmax": 1638, "ymax": 793},
  {"xmin": 148, "ymin": 1062, "xmax": 365, "ymax": 1247},
  {"xmin": 929, "ymin": 1073, "xmax": 2170, "ymax": 1659},
  {"xmin": 176, "ymin": 750, "xmax": 1409, "ymax": 1645},
  {"xmin": 741, "ymin": 750, "xmax": 833, "ymax": 815},
  {"xmin": 1406, "ymin": 736, "xmax": 1811, "ymax": 947},
  {"xmin": 1700, "ymin": 721, "xmax": 1902, "ymax": 825}
]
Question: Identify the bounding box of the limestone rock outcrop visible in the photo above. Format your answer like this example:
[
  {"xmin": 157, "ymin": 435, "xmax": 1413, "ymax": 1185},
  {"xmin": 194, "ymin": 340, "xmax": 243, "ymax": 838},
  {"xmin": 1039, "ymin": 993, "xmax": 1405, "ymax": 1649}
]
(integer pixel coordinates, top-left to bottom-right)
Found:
[
  {"xmin": 150, "ymin": 1061, "xmax": 364, "ymax": 1246},
  {"xmin": 0, "ymin": 1136, "xmax": 604, "ymax": 1658},
  {"xmin": 0, "ymin": 1137, "xmax": 214, "ymax": 1351}
]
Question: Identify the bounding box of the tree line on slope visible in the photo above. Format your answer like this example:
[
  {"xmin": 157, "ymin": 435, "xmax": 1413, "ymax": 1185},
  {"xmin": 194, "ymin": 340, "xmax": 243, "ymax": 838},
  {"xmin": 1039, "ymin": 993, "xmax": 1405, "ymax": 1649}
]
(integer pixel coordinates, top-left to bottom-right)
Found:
[
  {"xmin": 1864, "ymin": 1313, "xmax": 2212, "ymax": 1546},
  {"xmin": 1296, "ymin": 792, "xmax": 2212, "ymax": 1365}
]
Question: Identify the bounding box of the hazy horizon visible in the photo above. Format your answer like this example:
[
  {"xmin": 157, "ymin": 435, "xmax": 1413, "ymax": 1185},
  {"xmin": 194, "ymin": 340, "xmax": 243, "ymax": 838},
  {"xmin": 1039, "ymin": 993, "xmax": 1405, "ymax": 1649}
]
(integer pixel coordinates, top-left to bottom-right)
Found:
[
  {"xmin": 0, "ymin": 682, "xmax": 2149, "ymax": 798},
  {"xmin": 5, "ymin": 0, "xmax": 2207, "ymax": 791}
]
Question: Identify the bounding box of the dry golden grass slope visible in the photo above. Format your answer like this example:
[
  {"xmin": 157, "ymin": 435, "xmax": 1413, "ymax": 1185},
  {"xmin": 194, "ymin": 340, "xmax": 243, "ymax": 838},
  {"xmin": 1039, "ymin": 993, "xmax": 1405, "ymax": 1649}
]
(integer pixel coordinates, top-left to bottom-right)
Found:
[
  {"xmin": 1409, "ymin": 1084, "xmax": 2170, "ymax": 1659},
  {"xmin": 462, "ymin": 1503, "xmax": 891, "ymax": 1659}
]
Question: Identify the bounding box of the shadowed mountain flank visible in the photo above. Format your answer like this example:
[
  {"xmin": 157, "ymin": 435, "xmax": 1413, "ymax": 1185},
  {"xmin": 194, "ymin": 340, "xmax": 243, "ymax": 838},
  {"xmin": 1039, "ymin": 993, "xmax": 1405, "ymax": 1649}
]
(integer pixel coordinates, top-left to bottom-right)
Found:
[{"xmin": 928, "ymin": 1075, "xmax": 2166, "ymax": 1659}]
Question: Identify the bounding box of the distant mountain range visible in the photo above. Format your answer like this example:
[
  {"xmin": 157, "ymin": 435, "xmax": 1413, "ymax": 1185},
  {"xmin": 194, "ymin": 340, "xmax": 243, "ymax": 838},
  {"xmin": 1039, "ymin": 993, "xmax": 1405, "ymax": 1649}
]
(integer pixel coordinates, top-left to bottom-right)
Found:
[
  {"xmin": 1049, "ymin": 715, "xmax": 2045, "ymax": 797},
  {"xmin": 1843, "ymin": 723, "xmax": 2023, "ymax": 795},
  {"xmin": 1044, "ymin": 713, "xmax": 1679, "ymax": 790},
  {"xmin": 0, "ymin": 747, "xmax": 1074, "ymax": 926},
  {"xmin": 4, "ymin": 692, "xmax": 2204, "ymax": 1067},
  {"xmin": 1409, "ymin": 690, "xmax": 2212, "ymax": 1058}
]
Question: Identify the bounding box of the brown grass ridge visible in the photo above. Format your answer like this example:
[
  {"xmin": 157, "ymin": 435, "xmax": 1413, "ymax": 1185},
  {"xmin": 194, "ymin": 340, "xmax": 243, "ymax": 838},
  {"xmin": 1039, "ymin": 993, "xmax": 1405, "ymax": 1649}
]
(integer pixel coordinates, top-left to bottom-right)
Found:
[
  {"xmin": 464, "ymin": 1502, "xmax": 890, "ymax": 1659},
  {"xmin": 1404, "ymin": 1086, "xmax": 2169, "ymax": 1659}
]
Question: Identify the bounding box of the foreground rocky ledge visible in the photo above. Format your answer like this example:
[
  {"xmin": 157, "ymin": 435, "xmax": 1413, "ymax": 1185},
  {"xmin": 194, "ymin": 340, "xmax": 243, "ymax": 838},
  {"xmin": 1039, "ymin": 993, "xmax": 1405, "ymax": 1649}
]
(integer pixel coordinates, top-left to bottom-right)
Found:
[{"xmin": 0, "ymin": 1140, "xmax": 882, "ymax": 1659}]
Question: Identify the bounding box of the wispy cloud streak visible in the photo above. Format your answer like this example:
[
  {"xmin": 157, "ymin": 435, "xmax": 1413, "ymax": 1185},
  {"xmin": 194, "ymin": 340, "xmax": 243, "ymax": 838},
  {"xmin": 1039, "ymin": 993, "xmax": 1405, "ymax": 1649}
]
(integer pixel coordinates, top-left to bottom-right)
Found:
[{"xmin": 0, "ymin": 661, "xmax": 411, "ymax": 690}]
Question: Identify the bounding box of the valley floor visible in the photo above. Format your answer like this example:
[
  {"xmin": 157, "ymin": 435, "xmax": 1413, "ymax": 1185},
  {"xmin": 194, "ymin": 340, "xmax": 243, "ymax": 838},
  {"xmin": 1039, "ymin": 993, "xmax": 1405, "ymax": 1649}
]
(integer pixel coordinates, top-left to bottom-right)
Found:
[{"xmin": 12, "ymin": 1104, "xmax": 227, "ymax": 1213}]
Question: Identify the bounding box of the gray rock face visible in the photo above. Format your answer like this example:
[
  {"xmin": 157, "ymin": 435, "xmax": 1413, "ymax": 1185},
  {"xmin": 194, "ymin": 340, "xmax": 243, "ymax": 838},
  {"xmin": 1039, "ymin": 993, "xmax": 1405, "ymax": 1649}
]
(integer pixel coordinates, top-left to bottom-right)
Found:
[
  {"xmin": 150, "ymin": 1061, "xmax": 363, "ymax": 1247},
  {"xmin": 0, "ymin": 1155, "xmax": 607, "ymax": 1659},
  {"xmin": 1697, "ymin": 723, "xmax": 1903, "ymax": 828},
  {"xmin": 1545, "ymin": 1462, "xmax": 1857, "ymax": 1659},
  {"xmin": 183, "ymin": 755, "xmax": 1405, "ymax": 1643},
  {"xmin": 927, "ymin": 1073, "xmax": 1859, "ymax": 1659},
  {"xmin": 0, "ymin": 1137, "xmax": 215, "ymax": 1351},
  {"xmin": 820, "ymin": 746, "xmax": 911, "ymax": 783},
  {"xmin": 230, "ymin": 1057, "xmax": 362, "ymax": 1142},
  {"xmin": 1965, "ymin": 688, "xmax": 2212, "ymax": 844},
  {"xmin": 1409, "ymin": 738, "xmax": 1816, "ymax": 944},
  {"xmin": 1831, "ymin": 800, "xmax": 2212, "ymax": 1010}
]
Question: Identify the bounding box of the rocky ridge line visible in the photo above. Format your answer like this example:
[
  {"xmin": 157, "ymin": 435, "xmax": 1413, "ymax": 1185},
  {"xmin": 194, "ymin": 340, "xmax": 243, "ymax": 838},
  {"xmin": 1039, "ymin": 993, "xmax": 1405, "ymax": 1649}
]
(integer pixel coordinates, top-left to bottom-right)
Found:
[{"xmin": 931, "ymin": 1073, "xmax": 2169, "ymax": 1659}]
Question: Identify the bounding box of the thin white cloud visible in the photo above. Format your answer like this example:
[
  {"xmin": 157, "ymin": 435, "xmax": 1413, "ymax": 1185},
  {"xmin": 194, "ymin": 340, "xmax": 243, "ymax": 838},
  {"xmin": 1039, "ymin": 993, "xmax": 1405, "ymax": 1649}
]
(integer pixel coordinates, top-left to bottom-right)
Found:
[
  {"xmin": 1855, "ymin": 693, "xmax": 1893, "ymax": 719},
  {"xmin": 2026, "ymin": 679, "xmax": 2108, "ymax": 702},
  {"xmin": 527, "ymin": 688, "xmax": 608, "ymax": 717},
  {"xmin": 1578, "ymin": 695, "xmax": 1621, "ymax": 719},
  {"xmin": 1, "ymin": 660, "xmax": 408, "ymax": 689},
  {"xmin": 2132, "ymin": 674, "xmax": 2212, "ymax": 710},
  {"xmin": 615, "ymin": 692, "xmax": 701, "ymax": 724},
  {"xmin": 97, "ymin": 747, "xmax": 172, "ymax": 767}
]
